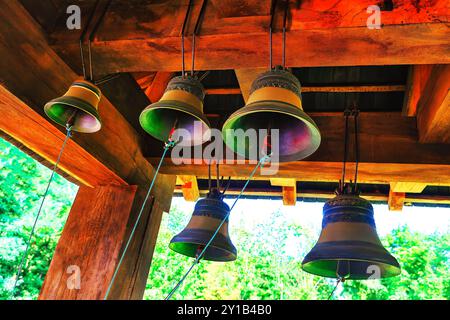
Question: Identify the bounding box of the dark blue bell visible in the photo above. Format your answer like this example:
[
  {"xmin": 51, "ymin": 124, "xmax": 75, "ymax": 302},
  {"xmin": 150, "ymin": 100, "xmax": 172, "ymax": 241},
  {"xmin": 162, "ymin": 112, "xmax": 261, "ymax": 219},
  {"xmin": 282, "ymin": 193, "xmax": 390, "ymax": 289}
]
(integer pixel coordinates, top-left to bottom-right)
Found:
[
  {"xmin": 169, "ymin": 189, "xmax": 237, "ymax": 262},
  {"xmin": 302, "ymin": 194, "xmax": 401, "ymax": 279}
]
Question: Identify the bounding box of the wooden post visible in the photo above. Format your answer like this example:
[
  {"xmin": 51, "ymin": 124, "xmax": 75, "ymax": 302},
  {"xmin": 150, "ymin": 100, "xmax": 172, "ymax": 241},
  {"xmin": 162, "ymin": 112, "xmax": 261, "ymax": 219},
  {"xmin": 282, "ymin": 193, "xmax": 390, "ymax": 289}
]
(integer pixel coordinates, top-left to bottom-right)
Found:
[{"xmin": 39, "ymin": 178, "xmax": 175, "ymax": 300}]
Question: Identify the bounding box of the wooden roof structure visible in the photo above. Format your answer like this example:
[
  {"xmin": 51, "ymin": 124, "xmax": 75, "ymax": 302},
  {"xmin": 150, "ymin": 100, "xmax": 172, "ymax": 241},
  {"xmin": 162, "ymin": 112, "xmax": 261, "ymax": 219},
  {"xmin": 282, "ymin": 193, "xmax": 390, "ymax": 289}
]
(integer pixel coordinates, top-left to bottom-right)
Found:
[{"xmin": 0, "ymin": 1, "xmax": 449, "ymax": 299}]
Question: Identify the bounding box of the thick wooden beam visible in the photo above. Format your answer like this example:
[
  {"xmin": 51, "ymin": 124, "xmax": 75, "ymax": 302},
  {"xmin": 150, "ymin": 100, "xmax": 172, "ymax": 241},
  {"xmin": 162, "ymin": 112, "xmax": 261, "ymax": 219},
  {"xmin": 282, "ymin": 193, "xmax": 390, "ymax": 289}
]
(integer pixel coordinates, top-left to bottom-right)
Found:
[
  {"xmin": 235, "ymin": 68, "xmax": 266, "ymax": 102},
  {"xmin": 175, "ymin": 188, "xmax": 450, "ymax": 205},
  {"xmin": 205, "ymin": 85, "xmax": 405, "ymax": 95},
  {"xmin": 154, "ymin": 160, "xmax": 450, "ymax": 187},
  {"xmin": 270, "ymin": 178, "xmax": 297, "ymax": 206},
  {"xmin": 47, "ymin": 0, "xmax": 450, "ymax": 73},
  {"xmin": 390, "ymin": 182, "xmax": 427, "ymax": 193},
  {"xmin": 145, "ymin": 72, "xmax": 174, "ymax": 103},
  {"xmin": 417, "ymin": 65, "xmax": 450, "ymax": 143},
  {"xmin": 402, "ymin": 65, "xmax": 433, "ymax": 117},
  {"xmin": 176, "ymin": 175, "xmax": 200, "ymax": 202},
  {"xmin": 39, "ymin": 182, "xmax": 175, "ymax": 300},
  {"xmin": 388, "ymin": 189, "xmax": 405, "ymax": 211}
]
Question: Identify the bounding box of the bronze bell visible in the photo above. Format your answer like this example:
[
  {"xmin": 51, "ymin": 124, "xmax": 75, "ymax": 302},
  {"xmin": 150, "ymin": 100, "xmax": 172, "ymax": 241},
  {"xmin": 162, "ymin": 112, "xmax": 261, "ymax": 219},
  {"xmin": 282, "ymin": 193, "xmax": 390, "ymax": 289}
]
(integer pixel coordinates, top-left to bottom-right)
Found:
[
  {"xmin": 302, "ymin": 194, "xmax": 401, "ymax": 280},
  {"xmin": 44, "ymin": 80, "xmax": 102, "ymax": 133},
  {"xmin": 222, "ymin": 67, "xmax": 321, "ymax": 162},
  {"xmin": 139, "ymin": 76, "xmax": 211, "ymax": 146},
  {"xmin": 169, "ymin": 189, "xmax": 237, "ymax": 262}
]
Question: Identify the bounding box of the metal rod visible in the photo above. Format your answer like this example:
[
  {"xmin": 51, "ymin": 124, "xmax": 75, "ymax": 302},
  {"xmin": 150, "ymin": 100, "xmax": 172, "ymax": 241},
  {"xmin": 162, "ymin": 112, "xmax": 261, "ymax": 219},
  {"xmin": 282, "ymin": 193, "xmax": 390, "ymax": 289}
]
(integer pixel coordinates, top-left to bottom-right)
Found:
[
  {"xmin": 216, "ymin": 162, "xmax": 220, "ymax": 190},
  {"xmin": 191, "ymin": 0, "xmax": 208, "ymax": 76},
  {"xmin": 269, "ymin": 0, "xmax": 277, "ymax": 70},
  {"xmin": 79, "ymin": 0, "xmax": 99, "ymax": 80},
  {"xmin": 12, "ymin": 124, "xmax": 73, "ymax": 297},
  {"xmin": 181, "ymin": 0, "xmax": 194, "ymax": 78},
  {"xmin": 341, "ymin": 109, "xmax": 351, "ymax": 193},
  {"xmin": 282, "ymin": 0, "xmax": 289, "ymax": 69},
  {"xmin": 165, "ymin": 154, "xmax": 272, "ymax": 300},
  {"xmin": 353, "ymin": 107, "xmax": 360, "ymax": 192}
]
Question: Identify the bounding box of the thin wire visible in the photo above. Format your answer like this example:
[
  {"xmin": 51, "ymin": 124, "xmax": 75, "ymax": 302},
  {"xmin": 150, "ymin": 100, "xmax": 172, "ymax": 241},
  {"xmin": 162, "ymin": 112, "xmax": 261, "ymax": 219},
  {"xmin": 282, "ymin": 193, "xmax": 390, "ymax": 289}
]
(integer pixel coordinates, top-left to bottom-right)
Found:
[
  {"xmin": 282, "ymin": 0, "xmax": 289, "ymax": 69},
  {"xmin": 12, "ymin": 125, "xmax": 73, "ymax": 297},
  {"xmin": 208, "ymin": 163, "xmax": 212, "ymax": 193},
  {"xmin": 103, "ymin": 138, "xmax": 176, "ymax": 300},
  {"xmin": 327, "ymin": 278, "xmax": 342, "ymax": 300},
  {"xmin": 165, "ymin": 154, "xmax": 272, "ymax": 300},
  {"xmin": 216, "ymin": 162, "xmax": 220, "ymax": 189}
]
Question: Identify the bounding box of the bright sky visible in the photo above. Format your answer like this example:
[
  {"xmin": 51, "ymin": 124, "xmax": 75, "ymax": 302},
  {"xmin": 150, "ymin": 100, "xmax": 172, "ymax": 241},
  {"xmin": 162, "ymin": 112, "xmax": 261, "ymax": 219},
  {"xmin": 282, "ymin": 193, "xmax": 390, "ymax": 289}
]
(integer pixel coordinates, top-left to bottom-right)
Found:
[{"xmin": 171, "ymin": 197, "xmax": 450, "ymax": 237}]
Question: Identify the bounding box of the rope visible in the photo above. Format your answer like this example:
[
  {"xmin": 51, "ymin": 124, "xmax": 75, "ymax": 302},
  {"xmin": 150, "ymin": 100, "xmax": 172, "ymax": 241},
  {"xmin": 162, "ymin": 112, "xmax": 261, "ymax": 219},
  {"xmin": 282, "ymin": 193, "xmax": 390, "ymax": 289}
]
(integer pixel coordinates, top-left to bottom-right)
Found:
[
  {"xmin": 165, "ymin": 154, "xmax": 272, "ymax": 300},
  {"xmin": 327, "ymin": 278, "xmax": 343, "ymax": 300},
  {"xmin": 104, "ymin": 138, "xmax": 177, "ymax": 300},
  {"xmin": 12, "ymin": 125, "xmax": 73, "ymax": 297}
]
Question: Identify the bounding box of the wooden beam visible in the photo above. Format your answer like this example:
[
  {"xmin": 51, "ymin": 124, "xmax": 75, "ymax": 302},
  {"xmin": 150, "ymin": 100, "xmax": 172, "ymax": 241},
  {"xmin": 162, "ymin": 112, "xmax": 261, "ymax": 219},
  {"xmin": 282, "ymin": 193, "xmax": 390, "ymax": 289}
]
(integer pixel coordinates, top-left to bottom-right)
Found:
[
  {"xmin": 205, "ymin": 85, "xmax": 406, "ymax": 95},
  {"xmin": 235, "ymin": 68, "xmax": 266, "ymax": 102},
  {"xmin": 154, "ymin": 160, "xmax": 450, "ymax": 187},
  {"xmin": 0, "ymin": 85, "xmax": 125, "ymax": 187},
  {"xmin": 47, "ymin": 0, "xmax": 450, "ymax": 73},
  {"xmin": 39, "ymin": 182, "xmax": 175, "ymax": 300},
  {"xmin": 402, "ymin": 65, "xmax": 433, "ymax": 116},
  {"xmin": 270, "ymin": 178, "xmax": 297, "ymax": 206},
  {"xmin": 145, "ymin": 72, "xmax": 174, "ymax": 103},
  {"xmin": 390, "ymin": 182, "xmax": 427, "ymax": 193},
  {"xmin": 417, "ymin": 64, "xmax": 450, "ymax": 143},
  {"xmin": 176, "ymin": 175, "xmax": 200, "ymax": 202},
  {"xmin": 174, "ymin": 188, "xmax": 450, "ymax": 205},
  {"xmin": 388, "ymin": 189, "xmax": 405, "ymax": 211}
]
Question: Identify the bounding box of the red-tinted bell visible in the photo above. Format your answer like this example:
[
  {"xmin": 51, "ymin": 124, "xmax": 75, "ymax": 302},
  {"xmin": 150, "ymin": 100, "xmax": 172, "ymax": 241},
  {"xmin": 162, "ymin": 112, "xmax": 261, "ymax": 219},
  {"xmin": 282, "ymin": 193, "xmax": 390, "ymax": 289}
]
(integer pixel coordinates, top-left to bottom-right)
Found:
[
  {"xmin": 44, "ymin": 80, "xmax": 102, "ymax": 133},
  {"xmin": 140, "ymin": 76, "xmax": 211, "ymax": 146},
  {"xmin": 222, "ymin": 67, "xmax": 321, "ymax": 162},
  {"xmin": 302, "ymin": 194, "xmax": 401, "ymax": 279}
]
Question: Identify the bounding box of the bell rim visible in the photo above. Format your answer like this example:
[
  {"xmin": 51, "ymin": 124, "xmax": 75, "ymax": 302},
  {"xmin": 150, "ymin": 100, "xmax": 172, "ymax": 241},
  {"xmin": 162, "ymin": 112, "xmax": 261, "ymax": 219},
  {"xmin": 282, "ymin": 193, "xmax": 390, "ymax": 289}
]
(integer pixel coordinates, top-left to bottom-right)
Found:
[
  {"xmin": 301, "ymin": 258, "xmax": 401, "ymax": 280},
  {"xmin": 44, "ymin": 96, "xmax": 102, "ymax": 133},
  {"xmin": 221, "ymin": 100, "xmax": 321, "ymax": 162},
  {"xmin": 139, "ymin": 100, "xmax": 211, "ymax": 146},
  {"xmin": 169, "ymin": 235, "xmax": 237, "ymax": 262}
]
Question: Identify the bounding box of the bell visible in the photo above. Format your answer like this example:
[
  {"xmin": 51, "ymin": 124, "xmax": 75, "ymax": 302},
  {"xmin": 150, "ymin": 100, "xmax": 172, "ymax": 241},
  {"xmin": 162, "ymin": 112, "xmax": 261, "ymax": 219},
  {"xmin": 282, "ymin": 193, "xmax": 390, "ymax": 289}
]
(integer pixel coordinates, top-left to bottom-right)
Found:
[
  {"xmin": 44, "ymin": 80, "xmax": 102, "ymax": 133},
  {"xmin": 302, "ymin": 194, "xmax": 401, "ymax": 279},
  {"xmin": 169, "ymin": 189, "xmax": 237, "ymax": 261},
  {"xmin": 222, "ymin": 67, "xmax": 321, "ymax": 162},
  {"xmin": 139, "ymin": 75, "xmax": 211, "ymax": 146}
]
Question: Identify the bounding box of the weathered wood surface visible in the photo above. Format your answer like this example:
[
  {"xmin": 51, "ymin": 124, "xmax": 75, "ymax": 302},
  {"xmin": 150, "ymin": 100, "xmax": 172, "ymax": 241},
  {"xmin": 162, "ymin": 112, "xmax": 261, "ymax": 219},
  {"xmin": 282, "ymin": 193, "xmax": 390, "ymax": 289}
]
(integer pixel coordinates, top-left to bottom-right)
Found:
[
  {"xmin": 417, "ymin": 64, "xmax": 450, "ymax": 143},
  {"xmin": 402, "ymin": 65, "xmax": 433, "ymax": 117},
  {"xmin": 44, "ymin": 0, "xmax": 450, "ymax": 73}
]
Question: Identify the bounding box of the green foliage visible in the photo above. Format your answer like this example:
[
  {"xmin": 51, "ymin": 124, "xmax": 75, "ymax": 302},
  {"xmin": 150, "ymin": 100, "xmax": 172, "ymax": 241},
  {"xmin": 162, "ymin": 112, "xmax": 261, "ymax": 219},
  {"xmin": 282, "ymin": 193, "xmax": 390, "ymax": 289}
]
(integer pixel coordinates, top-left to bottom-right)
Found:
[
  {"xmin": 0, "ymin": 138, "xmax": 78, "ymax": 299},
  {"xmin": 145, "ymin": 204, "xmax": 449, "ymax": 300}
]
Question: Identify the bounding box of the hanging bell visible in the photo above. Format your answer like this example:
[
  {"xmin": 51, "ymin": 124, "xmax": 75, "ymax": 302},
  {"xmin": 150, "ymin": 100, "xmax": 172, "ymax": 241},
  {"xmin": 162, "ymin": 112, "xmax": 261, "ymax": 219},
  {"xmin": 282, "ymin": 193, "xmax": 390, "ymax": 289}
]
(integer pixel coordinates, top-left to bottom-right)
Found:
[
  {"xmin": 139, "ymin": 76, "xmax": 211, "ymax": 146},
  {"xmin": 302, "ymin": 194, "xmax": 401, "ymax": 279},
  {"xmin": 222, "ymin": 67, "xmax": 321, "ymax": 162},
  {"xmin": 169, "ymin": 189, "xmax": 237, "ymax": 261},
  {"xmin": 44, "ymin": 80, "xmax": 102, "ymax": 133}
]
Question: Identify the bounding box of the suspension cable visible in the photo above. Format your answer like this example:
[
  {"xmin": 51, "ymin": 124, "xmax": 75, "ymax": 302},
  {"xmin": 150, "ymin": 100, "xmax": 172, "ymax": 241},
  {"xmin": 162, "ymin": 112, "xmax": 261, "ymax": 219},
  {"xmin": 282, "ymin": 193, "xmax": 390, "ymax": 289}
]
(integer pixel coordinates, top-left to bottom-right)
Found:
[
  {"xmin": 181, "ymin": 0, "xmax": 194, "ymax": 78},
  {"xmin": 79, "ymin": 0, "xmax": 99, "ymax": 80},
  {"xmin": 352, "ymin": 107, "xmax": 360, "ymax": 193},
  {"xmin": 269, "ymin": 0, "xmax": 277, "ymax": 70},
  {"xmin": 104, "ymin": 129, "xmax": 178, "ymax": 300},
  {"xmin": 191, "ymin": 0, "xmax": 207, "ymax": 76},
  {"xmin": 165, "ymin": 154, "xmax": 272, "ymax": 300},
  {"xmin": 12, "ymin": 124, "xmax": 73, "ymax": 297}
]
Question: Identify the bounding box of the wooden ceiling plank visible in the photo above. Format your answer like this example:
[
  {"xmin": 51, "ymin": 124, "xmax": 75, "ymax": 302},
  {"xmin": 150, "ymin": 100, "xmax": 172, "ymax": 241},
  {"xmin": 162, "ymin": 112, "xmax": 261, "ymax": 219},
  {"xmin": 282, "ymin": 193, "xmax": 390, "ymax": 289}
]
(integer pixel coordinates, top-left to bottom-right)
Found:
[
  {"xmin": 417, "ymin": 64, "xmax": 450, "ymax": 143},
  {"xmin": 402, "ymin": 65, "xmax": 433, "ymax": 117},
  {"xmin": 390, "ymin": 182, "xmax": 427, "ymax": 193}
]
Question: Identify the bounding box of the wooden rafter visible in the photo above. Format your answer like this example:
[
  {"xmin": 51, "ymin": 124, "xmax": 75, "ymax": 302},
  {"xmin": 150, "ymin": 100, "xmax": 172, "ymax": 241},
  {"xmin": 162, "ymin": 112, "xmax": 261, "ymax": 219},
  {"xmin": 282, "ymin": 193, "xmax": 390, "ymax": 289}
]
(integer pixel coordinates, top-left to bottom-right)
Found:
[{"xmin": 45, "ymin": 1, "xmax": 450, "ymax": 74}]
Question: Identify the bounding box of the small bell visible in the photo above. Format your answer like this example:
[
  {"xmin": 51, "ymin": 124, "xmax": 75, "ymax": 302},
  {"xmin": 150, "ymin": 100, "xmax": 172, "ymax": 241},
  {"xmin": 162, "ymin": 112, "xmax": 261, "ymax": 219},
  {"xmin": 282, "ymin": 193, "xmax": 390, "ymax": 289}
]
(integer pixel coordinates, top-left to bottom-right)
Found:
[
  {"xmin": 44, "ymin": 80, "xmax": 102, "ymax": 133},
  {"xmin": 222, "ymin": 67, "xmax": 321, "ymax": 162},
  {"xmin": 169, "ymin": 189, "xmax": 237, "ymax": 262},
  {"xmin": 302, "ymin": 194, "xmax": 401, "ymax": 279},
  {"xmin": 139, "ymin": 76, "xmax": 211, "ymax": 146}
]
